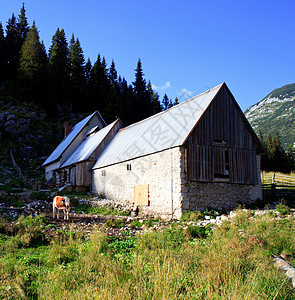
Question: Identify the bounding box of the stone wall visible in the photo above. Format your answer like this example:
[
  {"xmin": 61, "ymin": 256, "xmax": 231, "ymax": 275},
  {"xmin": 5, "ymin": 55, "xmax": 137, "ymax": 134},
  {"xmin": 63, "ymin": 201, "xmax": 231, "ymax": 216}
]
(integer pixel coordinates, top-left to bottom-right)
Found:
[
  {"xmin": 92, "ymin": 147, "xmax": 183, "ymax": 219},
  {"xmin": 180, "ymin": 153, "xmax": 263, "ymax": 212},
  {"xmin": 92, "ymin": 147, "xmax": 262, "ymax": 218}
]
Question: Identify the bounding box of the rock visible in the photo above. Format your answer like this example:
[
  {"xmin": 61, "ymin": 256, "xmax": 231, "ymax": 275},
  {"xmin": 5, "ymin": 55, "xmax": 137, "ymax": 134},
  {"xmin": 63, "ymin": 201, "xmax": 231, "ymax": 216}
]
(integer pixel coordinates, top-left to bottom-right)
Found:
[
  {"xmin": 273, "ymin": 256, "xmax": 295, "ymax": 288},
  {"xmin": 4, "ymin": 117, "xmax": 30, "ymax": 134}
]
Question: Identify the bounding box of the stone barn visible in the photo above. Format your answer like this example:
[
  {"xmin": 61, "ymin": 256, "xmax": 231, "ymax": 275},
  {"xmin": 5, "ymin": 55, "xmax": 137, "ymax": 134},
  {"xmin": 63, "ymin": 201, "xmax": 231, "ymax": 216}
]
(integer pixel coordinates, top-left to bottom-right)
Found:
[
  {"xmin": 57, "ymin": 119, "xmax": 123, "ymax": 191},
  {"xmin": 42, "ymin": 111, "xmax": 106, "ymax": 186},
  {"xmin": 91, "ymin": 83, "xmax": 263, "ymax": 218}
]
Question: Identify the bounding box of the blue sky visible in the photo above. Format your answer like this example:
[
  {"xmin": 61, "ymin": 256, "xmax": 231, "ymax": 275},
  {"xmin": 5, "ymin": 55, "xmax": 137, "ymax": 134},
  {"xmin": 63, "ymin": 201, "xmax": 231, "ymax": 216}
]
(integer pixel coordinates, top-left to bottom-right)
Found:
[{"xmin": 1, "ymin": 0, "xmax": 294, "ymax": 111}]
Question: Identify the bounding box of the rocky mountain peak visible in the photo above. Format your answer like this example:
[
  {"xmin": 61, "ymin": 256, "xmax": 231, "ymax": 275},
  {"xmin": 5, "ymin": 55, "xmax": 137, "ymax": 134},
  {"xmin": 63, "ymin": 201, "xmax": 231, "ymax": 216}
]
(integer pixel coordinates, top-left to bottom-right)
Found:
[{"xmin": 245, "ymin": 83, "xmax": 295, "ymax": 148}]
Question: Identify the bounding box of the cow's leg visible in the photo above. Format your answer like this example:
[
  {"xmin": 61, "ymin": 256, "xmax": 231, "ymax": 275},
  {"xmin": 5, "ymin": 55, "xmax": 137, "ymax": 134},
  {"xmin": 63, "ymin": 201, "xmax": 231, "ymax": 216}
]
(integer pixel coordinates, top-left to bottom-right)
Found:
[
  {"xmin": 57, "ymin": 209, "xmax": 59, "ymax": 219},
  {"xmin": 64, "ymin": 209, "xmax": 66, "ymax": 220},
  {"xmin": 53, "ymin": 205, "xmax": 55, "ymax": 218}
]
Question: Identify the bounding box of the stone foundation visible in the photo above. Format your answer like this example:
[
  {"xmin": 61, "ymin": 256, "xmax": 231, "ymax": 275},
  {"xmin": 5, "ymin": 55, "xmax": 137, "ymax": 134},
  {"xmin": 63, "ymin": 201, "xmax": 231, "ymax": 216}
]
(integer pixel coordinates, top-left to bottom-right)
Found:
[{"xmin": 181, "ymin": 181, "xmax": 262, "ymax": 212}]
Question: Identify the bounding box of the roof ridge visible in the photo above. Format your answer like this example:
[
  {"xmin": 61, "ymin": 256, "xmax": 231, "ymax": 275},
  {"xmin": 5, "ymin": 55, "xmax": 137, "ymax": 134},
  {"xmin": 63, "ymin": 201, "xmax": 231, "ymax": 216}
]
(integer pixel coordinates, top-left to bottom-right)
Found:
[{"xmin": 120, "ymin": 83, "xmax": 223, "ymax": 132}]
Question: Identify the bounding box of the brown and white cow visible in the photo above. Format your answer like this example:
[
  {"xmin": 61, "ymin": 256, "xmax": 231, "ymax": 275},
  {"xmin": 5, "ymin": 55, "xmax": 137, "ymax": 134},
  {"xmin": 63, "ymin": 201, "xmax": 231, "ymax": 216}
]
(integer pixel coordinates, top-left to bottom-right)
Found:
[{"xmin": 53, "ymin": 196, "xmax": 71, "ymax": 220}]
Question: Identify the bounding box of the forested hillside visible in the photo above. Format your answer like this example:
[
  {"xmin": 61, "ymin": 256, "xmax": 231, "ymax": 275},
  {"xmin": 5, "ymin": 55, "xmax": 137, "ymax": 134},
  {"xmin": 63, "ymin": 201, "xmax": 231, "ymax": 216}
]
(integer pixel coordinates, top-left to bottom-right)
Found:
[
  {"xmin": 245, "ymin": 83, "xmax": 295, "ymax": 149},
  {"xmin": 0, "ymin": 4, "xmax": 177, "ymax": 126},
  {"xmin": 245, "ymin": 83, "xmax": 295, "ymax": 173}
]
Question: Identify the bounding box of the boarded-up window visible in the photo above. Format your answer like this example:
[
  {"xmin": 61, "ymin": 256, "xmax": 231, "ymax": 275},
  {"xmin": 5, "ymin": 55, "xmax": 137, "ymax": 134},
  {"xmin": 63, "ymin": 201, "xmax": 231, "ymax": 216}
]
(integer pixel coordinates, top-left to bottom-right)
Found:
[
  {"xmin": 134, "ymin": 185, "xmax": 149, "ymax": 206},
  {"xmin": 187, "ymin": 144, "xmax": 212, "ymax": 182},
  {"xmin": 213, "ymin": 147, "xmax": 230, "ymax": 182},
  {"xmin": 187, "ymin": 145, "xmax": 258, "ymax": 185}
]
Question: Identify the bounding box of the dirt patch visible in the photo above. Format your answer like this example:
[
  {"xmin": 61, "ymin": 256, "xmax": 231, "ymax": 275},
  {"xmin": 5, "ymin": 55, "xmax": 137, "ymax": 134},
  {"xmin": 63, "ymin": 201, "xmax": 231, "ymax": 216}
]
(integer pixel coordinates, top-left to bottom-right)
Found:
[{"xmin": 0, "ymin": 191, "xmax": 148, "ymax": 236}]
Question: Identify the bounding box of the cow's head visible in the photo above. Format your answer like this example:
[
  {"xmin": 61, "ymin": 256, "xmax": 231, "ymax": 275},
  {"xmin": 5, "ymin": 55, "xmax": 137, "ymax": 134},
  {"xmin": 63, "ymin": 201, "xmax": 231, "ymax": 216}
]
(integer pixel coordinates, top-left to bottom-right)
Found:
[{"xmin": 62, "ymin": 197, "xmax": 70, "ymax": 209}]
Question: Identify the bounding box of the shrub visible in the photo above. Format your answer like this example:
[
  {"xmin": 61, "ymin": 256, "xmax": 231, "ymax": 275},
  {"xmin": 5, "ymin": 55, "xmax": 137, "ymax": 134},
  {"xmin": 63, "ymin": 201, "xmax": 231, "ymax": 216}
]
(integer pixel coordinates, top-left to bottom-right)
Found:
[
  {"xmin": 129, "ymin": 220, "xmax": 143, "ymax": 229},
  {"xmin": 0, "ymin": 218, "xmax": 8, "ymax": 234},
  {"xmin": 12, "ymin": 215, "xmax": 48, "ymax": 248},
  {"xmin": 104, "ymin": 218, "xmax": 125, "ymax": 229},
  {"xmin": 144, "ymin": 219, "xmax": 157, "ymax": 228},
  {"xmin": 180, "ymin": 210, "xmax": 203, "ymax": 222},
  {"xmin": 30, "ymin": 191, "xmax": 51, "ymax": 201},
  {"xmin": 8, "ymin": 195, "xmax": 24, "ymax": 207},
  {"xmin": 186, "ymin": 224, "xmax": 212, "ymax": 239},
  {"xmin": 275, "ymin": 202, "xmax": 291, "ymax": 216}
]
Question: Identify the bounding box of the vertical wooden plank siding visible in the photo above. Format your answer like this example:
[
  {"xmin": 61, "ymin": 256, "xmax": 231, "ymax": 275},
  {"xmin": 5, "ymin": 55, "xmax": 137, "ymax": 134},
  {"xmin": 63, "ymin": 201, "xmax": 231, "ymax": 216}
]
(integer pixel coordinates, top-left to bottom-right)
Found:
[
  {"xmin": 187, "ymin": 85, "xmax": 258, "ymax": 185},
  {"xmin": 75, "ymin": 162, "xmax": 92, "ymax": 186}
]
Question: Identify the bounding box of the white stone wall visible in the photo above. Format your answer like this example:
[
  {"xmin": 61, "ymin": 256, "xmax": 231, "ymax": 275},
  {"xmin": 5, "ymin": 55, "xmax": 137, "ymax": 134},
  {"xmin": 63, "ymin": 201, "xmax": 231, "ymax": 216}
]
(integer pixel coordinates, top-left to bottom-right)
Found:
[
  {"xmin": 92, "ymin": 147, "xmax": 263, "ymax": 218},
  {"xmin": 180, "ymin": 152, "xmax": 263, "ymax": 212},
  {"xmin": 92, "ymin": 147, "xmax": 183, "ymax": 219}
]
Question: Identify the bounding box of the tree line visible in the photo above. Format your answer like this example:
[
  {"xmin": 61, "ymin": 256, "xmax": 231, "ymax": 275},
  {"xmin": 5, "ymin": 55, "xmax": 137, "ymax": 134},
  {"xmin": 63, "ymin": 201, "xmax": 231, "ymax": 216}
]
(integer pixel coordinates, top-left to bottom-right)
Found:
[
  {"xmin": 0, "ymin": 4, "xmax": 178, "ymax": 124},
  {"xmin": 258, "ymin": 130, "xmax": 295, "ymax": 173}
]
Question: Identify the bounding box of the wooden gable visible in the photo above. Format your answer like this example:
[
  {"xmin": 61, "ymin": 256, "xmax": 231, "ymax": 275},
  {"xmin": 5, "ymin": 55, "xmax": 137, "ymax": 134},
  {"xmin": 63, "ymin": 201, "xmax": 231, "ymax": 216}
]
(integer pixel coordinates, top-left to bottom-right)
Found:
[{"xmin": 186, "ymin": 84, "xmax": 260, "ymax": 185}]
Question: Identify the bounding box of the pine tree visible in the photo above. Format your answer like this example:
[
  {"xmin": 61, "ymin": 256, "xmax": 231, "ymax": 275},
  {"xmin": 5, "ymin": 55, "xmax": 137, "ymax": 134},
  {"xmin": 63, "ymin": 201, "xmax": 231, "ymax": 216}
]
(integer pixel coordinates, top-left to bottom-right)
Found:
[
  {"xmin": 0, "ymin": 23, "xmax": 5, "ymax": 85},
  {"xmin": 257, "ymin": 129, "xmax": 263, "ymax": 143},
  {"xmin": 109, "ymin": 60, "xmax": 117, "ymax": 84},
  {"xmin": 69, "ymin": 35, "xmax": 86, "ymax": 111},
  {"xmin": 87, "ymin": 54, "xmax": 110, "ymax": 113},
  {"xmin": 85, "ymin": 58, "xmax": 92, "ymax": 84},
  {"xmin": 118, "ymin": 76, "xmax": 136, "ymax": 124},
  {"xmin": 132, "ymin": 58, "xmax": 155, "ymax": 121},
  {"xmin": 147, "ymin": 81, "xmax": 162, "ymax": 114},
  {"xmin": 0, "ymin": 22, "xmax": 4, "ymax": 49},
  {"xmin": 19, "ymin": 22, "xmax": 45, "ymax": 79},
  {"xmin": 48, "ymin": 28, "xmax": 69, "ymax": 79},
  {"xmin": 69, "ymin": 35, "xmax": 85, "ymax": 82},
  {"xmin": 47, "ymin": 28, "xmax": 70, "ymax": 111},
  {"xmin": 133, "ymin": 58, "xmax": 146, "ymax": 100},
  {"xmin": 17, "ymin": 3, "xmax": 29, "ymax": 48},
  {"xmin": 4, "ymin": 13, "xmax": 19, "ymax": 79},
  {"xmin": 173, "ymin": 97, "xmax": 179, "ymax": 106},
  {"xmin": 162, "ymin": 93, "xmax": 173, "ymax": 110},
  {"xmin": 17, "ymin": 21, "xmax": 47, "ymax": 102}
]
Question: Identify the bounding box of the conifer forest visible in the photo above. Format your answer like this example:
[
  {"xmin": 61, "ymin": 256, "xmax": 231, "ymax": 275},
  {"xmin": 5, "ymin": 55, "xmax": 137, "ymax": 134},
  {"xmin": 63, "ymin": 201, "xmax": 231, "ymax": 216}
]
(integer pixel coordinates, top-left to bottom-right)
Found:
[
  {"xmin": 0, "ymin": 4, "xmax": 177, "ymax": 125},
  {"xmin": 0, "ymin": 4, "xmax": 294, "ymax": 173}
]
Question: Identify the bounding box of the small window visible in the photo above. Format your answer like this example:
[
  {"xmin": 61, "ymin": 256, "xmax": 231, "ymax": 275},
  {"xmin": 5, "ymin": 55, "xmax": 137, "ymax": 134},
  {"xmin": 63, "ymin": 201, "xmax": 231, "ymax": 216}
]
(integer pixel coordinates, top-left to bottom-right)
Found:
[
  {"xmin": 127, "ymin": 164, "xmax": 132, "ymax": 171},
  {"xmin": 101, "ymin": 170, "xmax": 106, "ymax": 176},
  {"xmin": 213, "ymin": 139, "xmax": 227, "ymax": 146}
]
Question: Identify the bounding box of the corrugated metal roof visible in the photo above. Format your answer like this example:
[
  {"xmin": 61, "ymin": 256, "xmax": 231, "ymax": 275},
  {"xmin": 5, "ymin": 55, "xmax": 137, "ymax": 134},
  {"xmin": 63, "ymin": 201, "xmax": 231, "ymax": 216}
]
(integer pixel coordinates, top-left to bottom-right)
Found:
[
  {"xmin": 92, "ymin": 84, "xmax": 223, "ymax": 169},
  {"xmin": 42, "ymin": 111, "xmax": 102, "ymax": 166},
  {"xmin": 60, "ymin": 120, "xmax": 119, "ymax": 168}
]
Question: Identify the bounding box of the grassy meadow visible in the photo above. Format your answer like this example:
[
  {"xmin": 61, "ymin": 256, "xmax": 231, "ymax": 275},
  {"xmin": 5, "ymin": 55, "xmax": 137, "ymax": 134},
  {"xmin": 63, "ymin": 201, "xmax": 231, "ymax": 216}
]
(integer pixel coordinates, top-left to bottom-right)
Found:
[{"xmin": 0, "ymin": 209, "xmax": 295, "ymax": 299}]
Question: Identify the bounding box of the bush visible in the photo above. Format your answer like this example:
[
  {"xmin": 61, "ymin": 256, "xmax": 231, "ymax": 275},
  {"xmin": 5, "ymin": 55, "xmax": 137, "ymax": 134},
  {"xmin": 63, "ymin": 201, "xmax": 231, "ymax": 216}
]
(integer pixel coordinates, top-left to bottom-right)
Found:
[
  {"xmin": 275, "ymin": 202, "xmax": 291, "ymax": 216},
  {"xmin": 7, "ymin": 195, "xmax": 24, "ymax": 207},
  {"xmin": 180, "ymin": 210, "xmax": 203, "ymax": 222},
  {"xmin": 186, "ymin": 224, "xmax": 212, "ymax": 239},
  {"xmin": 12, "ymin": 215, "xmax": 48, "ymax": 248},
  {"xmin": 30, "ymin": 191, "xmax": 51, "ymax": 201},
  {"xmin": 104, "ymin": 218, "xmax": 125, "ymax": 229},
  {"xmin": 129, "ymin": 220, "xmax": 143, "ymax": 229},
  {"xmin": 0, "ymin": 218, "xmax": 8, "ymax": 234}
]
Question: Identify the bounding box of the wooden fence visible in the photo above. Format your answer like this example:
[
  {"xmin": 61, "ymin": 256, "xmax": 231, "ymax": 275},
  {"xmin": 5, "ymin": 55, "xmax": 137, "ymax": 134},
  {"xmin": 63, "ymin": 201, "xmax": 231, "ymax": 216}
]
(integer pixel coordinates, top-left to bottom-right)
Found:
[
  {"xmin": 261, "ymin": 172, "xmax": 295, "ymax": 199},
  {"xmin": 261, "ymin": 172, "xmax": 295, "ymax": 186}
]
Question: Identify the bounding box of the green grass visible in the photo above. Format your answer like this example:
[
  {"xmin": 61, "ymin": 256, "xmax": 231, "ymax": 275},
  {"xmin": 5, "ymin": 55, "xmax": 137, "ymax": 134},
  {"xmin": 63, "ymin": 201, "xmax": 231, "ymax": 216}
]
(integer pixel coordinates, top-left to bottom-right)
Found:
[
  {"xmin": 0, "ymin": 210, "xmax": 295, "ymax": 299},
  {"xmin": 73, "ymin": 201, "xmax": 130, "ymax": 216}
]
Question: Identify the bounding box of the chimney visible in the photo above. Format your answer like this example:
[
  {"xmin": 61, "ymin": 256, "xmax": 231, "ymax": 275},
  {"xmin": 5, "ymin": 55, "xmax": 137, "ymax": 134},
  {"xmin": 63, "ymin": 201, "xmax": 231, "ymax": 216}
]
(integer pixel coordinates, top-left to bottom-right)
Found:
[{"xmin": 64, "ymin": 122, "xmax": 73, "ymax": 138}]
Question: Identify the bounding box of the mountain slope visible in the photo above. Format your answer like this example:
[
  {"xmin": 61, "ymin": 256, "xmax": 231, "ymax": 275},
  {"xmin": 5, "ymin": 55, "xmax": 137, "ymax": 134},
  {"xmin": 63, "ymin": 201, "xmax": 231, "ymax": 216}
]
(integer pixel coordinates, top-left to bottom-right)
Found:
[{"xmin": 245, "ymin": 83, "xmax": 295, "ymax": 148}]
